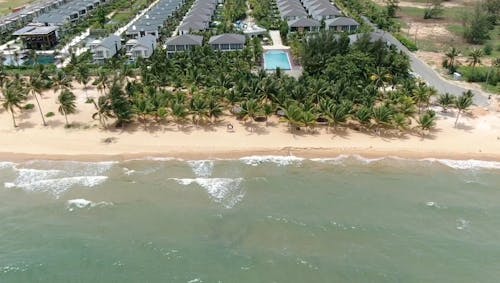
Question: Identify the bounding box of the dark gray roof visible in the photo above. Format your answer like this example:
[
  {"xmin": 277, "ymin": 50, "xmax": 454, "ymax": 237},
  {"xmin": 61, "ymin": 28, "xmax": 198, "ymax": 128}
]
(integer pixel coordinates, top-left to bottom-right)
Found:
[
  {"xmin": 97, "ymin": 35, "xmax": 121, "ymax": 50},
  {"xmin": 208, "ymin": 33, "xmax": 246, "ymax": 45},
  {"xmin": 166, "ymin": 34, "xmax": 203, "ymax": 46},
  {"xmin": 288, "ymin": 18, "xmax": 321, "ymax": 28},
  {"xmin": 13, "ymin": 25, "xmax": 58, "ymax": 36},
  {"xmin": 348, "ymin": 32, "xmax": 386, "ymax": 44},
  {"xmin": 325, "ymin": 17, "xmax": 359, "ymax": 26}
]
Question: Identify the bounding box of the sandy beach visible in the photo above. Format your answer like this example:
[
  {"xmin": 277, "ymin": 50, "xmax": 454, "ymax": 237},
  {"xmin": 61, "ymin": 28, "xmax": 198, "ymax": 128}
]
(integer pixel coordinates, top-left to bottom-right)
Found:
[{"xmin": 1, "ymin": 84, "xmax": 499, "ymax": 161}]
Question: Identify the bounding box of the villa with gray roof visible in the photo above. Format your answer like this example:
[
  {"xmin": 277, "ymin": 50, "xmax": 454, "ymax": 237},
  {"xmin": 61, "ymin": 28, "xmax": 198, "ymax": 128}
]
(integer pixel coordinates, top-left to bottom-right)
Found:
[
  {"xmin": 88, "ymin": 34, "xmax": 122, "ymax": 64},
  {"xmin": 209, "ymin": 33, "xmax": 246, "ymax": 51},
  {"xmin": 177, "ymin": 0, "xmax": 217, "ymax": 35},
  {"xmin": 33, "ymin": 0, "xmax": 110, "ymax": 27},
  {"xmin": 325, "ymin": 17, "xmax": 359, "ymax": 32},
  {"xmin": 288, "ymin": 18, "xmax": 321, "ymax": 32},
  {"xmin": 125, "ymin": 0, "xmax": 184, "ymax": 39},
  {"xmin": 125, "ymin": 35, "xmax": 157, "ymax": 62},
  {"xmin": 166, "ymin": 34, "xmax": 203, "ymax": 53}
]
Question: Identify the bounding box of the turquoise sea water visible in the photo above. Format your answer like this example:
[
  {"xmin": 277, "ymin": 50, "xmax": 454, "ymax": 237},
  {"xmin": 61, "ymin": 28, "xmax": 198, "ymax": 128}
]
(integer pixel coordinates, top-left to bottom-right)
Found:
[
  {"xmin": 264, "ymin": 51, "xmax": 292, "ymax": 70},
  {"xmin": 1, "ymin": 156, "xmax": 500, "ymax": 282}
]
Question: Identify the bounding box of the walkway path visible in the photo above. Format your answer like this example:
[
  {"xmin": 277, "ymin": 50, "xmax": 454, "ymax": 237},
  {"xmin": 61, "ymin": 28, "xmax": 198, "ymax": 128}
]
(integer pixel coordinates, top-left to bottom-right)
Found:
[
  {"xmin": 360, "ymin": 16, "xmax": 490, "ymax": 107},
  {"xmin": 264, "ymin": 30, "xmax": 289, "ymax": 50}
]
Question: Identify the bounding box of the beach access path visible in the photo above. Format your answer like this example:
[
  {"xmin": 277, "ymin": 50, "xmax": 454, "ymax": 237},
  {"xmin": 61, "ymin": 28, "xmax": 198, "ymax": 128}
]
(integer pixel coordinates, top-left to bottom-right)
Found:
[{"xmin": 264, "ymin": 30, "xmax": 290, "ymax": 50}]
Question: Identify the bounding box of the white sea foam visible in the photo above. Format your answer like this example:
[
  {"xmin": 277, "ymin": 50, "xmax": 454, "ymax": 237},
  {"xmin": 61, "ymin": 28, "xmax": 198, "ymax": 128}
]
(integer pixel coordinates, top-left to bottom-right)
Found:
[
  {"xmin": 0, "ymin": 161, "xmax": 16, "ymax": 170},
  {"xmin": 310, "ymin": 155, "xmax": 350, "ymax": 164},
  {"xmin": 422, "ymin": 158, "xmax": 500, "ymax": 170},
  {"xmin": 240, "ymin": 155, "xmax": 304, "ymax": 166},
  {"xmin": 171, "ymin": 177, "xmax": 245, "ymax": 208},
  {"xmin": 456, "ymin": 218, "xmax": 470, "ymax": 230},
  {"xmin": 187, "ymin": 278, "xmax": 202, "ymax": 283},
  {"xmin": 6, "ymin": 176, "xmax": 108, "ymax": 198},
  {"xmin": 187, "ymin": 160, "xmax": 214, "ymax": 177},
  {"xmin": 123, "ymin": 167, "xmax": 136, "ymax": 175},
  {"xmin": 66, "ymin": 198, "xmax": 113, "ymax": 211}
]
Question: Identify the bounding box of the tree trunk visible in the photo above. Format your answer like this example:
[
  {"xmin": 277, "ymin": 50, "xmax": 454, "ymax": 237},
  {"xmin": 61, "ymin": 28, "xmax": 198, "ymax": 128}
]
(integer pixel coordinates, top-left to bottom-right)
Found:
[
  {"xmin": 63, "ymin": 109, "xmax": 69, "ymax": 126},
  {"xmin": 454, "ymin": 109, "xmax": 461, "ymax": 127},
  {"xmin": 10, "ymin": 109, "xmax": 17, "ymax": 128},
  {"xmin": 33, "ymin": 92, "xmax": 47, "ymax": 126}
]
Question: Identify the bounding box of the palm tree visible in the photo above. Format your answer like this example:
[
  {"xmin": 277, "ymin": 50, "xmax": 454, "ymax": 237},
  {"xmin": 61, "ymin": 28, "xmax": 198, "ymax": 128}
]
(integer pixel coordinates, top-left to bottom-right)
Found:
[
  {"xmin": 57, "ymin": 89, "xmax": 77, "ymax": 126},
  {"xmin": 283, "ymin": 103, "xmax": 304, "ymax": 132},
  {"xmin": 94, "ymin": 69, "xmax": 110, "ymax": 95},
  {"xmin": 189, "ymin": 94, "xmax": 209, "ymax": 126},
  {"xmin": 326, "ymin": 103, "xmax": 349, "ymax": 130},
  {"xmin": 437, "ymin": 93, "xmax": 455, "ymax": 112},
  {"xmin": 454, "ymin": 91, "xmax": 473, "ymax": 127},
  {"xmin": 207, "ymin": 98, "xmax": 224, "ymax": 123},
  {"xmin": 52, "ymin": 70, "xmax": 72, "ymax": 97},
  {"xmin": 2, "ymin": 83, "xmax": 26, "ymax": 127},
  {"xmin": 467, "ymin": 48, "xmax": 483, "ymax": 71},
  {"xmin": 26, "ymin": 75, "xmax": 47, "ymax": 126},
  {"xmin": 301, "ymin": 110, "xmax": 317, "ymax": 132},
  {"xmin": 372, "ymin": 105, "xmax": 393, "ymax": 135},
  {"xmin": 170, "ymin": 101, "xmax": 189, "ymax": 125},
  {"xmin": 442, "ymin": 47, "xmax": 460, "ymax": 73},
  {"xmin": 417, "ymin": 110, "xmax": 437, "ymax": 137},
  {"xmin": 355, "ymin": 106, "xmax": 372, "ymax": 129},
  {"xmin": 75, "ymin": 64, "xmax": 91, "ymax": 98}
]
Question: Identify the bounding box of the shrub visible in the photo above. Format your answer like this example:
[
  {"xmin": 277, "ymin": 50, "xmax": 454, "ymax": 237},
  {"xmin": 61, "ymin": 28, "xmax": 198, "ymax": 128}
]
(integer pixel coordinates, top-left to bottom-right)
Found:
[
  {"xmin": 483, "ymin": 44, "xmax": 493, "ymax": 55},
  {"xmin": 23, "ymin": 103, "xmax": 35, "ymax": 110},
  {"xmin": 45, "ymin": 112, "xmax": 55, "ymax": 118},
  {"xmin": 395, "ymin": 34, "xmax": 418, "ymax": 51}
]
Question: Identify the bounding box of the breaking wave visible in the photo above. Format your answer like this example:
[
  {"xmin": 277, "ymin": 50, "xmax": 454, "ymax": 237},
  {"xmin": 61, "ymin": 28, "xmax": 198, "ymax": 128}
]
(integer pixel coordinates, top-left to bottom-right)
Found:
[
  {"xmin": 3, "ymin": 161, "xmax": 114, "ymax": 198},
  {"xmin": 171, "ymin": 177, "xmax": 245, "ymax": 208},
  {"xmin": 66, "ymin": 198, "xmax": 113, "ymax": 211},
  {"xmin": 240, "ymin": 155, "xmax": 304, "ymax": 166},
  {"xmin": 187, "ymin": 160, "xmax": 214, "ymax": 177}
]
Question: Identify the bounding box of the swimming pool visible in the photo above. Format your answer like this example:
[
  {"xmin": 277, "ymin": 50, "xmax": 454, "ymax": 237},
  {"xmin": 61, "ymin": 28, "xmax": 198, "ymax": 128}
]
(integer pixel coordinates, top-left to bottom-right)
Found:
[{"xmin": 263, "ymin": 50, "xmax": 292, "ymax": 70}]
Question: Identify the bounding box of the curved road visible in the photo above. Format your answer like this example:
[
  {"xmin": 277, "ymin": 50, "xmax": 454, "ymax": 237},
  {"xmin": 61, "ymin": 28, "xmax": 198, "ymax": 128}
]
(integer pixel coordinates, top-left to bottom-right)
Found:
[{"xmin": 361, "ymin": 16, "xmax": 489, "ymax": 106}]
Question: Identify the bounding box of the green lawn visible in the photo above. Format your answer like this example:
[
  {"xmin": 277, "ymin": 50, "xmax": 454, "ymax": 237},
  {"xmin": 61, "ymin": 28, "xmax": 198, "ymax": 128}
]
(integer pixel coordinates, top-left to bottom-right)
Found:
[{"xmin": 0, "ymin": 0, "xmax": 36, "ymax": 16}]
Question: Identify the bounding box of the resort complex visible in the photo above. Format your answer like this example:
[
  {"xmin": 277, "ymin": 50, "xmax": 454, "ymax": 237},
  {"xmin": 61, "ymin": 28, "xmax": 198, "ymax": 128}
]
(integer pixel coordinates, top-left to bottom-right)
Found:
[{"xmin": 0, "ymin": 0, "xmax": 497, "ymax": 154}]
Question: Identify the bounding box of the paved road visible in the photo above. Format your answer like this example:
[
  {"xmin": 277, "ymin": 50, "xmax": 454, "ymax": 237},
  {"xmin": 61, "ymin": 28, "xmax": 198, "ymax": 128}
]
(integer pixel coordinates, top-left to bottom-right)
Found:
[{"xmin": 360, "ymin": 16, "xmax": 489, "ymax": 106}]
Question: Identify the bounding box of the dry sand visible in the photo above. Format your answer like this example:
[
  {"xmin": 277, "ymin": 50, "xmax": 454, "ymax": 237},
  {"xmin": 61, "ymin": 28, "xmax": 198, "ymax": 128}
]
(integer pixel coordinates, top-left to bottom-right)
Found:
[{"xmin": 0, "ymin": 84, "xmax": 499, "ymax": 161}]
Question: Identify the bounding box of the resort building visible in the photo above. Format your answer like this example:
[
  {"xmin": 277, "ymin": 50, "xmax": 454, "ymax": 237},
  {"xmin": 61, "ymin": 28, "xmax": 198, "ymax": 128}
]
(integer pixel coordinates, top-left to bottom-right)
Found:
[
  {"xmin": 12, "ymin": 24, "xmax": 59, "ymax": 50},
  {"xmin": 302, "ymin": 0, "xmax": 341, "ymax": 21},
  {"xmin": 165, "ymin": 34, "xmax": 203, "ymax": 54},
  {"xmin": 88, "ymin": 34, "xmax": 122, "ymax": 64},
  {"xmin": 125, "ymin": 0, "xmax": 184, "ymax": 40},
  {"xmin": 325, "ymin": 17, "xmax": 360, "ymax": 32},
  {"xmin": 208, "ymin": 33, "xmax": 246, "ymax": 51},
  {"xmin": 177, "ymin": 0, "xmax": 218, "ymax": 35},
  {"xmin": 0, "ymin": 0, "xmax": 69, "ymax": 35},
  {"xmin": 276, "ymin": 0, "xmax": 308, "ymax": 21},
  {"xmin": 125, "ymin": 35, "xmax": 157, "ymax": 62},
  {"xmin": 33, "ymin": 0, "xmax": 111, "ymax": 27},
  {"xmin": 287, "ymin": 18, "xmax": 321, "ymax": 33}
]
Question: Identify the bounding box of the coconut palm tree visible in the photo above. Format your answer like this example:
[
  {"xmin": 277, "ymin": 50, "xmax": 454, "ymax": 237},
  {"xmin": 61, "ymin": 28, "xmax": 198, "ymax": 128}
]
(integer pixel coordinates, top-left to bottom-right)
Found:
[
  {"xmin": 454, "ymin": 91, "xmax": 473, "ymax": 127},
  {"xmin": 355, "ymin": 106, "xmax": 373, "ymax": 129},
  {"xmin": 90, "ymin": 96, "xmax": 113, "ymax": 128},
  {"xmin": 26, "ymin": 75, "xmax": 47, "ymax": 126},
  {"xmin": 2, "ymin": 83, "xmax": 26, "ymax": 127},
  {"xmin": 170, "ymin": 101, "xmax": 189, "ymax": 125},
  {"xmin": 75, "ymin": 64, "xmax": 91, "ymax": 98},
  {"xmin": 57, "ymin": 89, "xmax": 77, "ymax": 126},
  {"xmin": 52, "ymin": 70, "xmax": 72, "ymax": 97},
  {"xmin": 94, "ymin": 68, "xmax": 110, "ymax": 95},
  {"xmin": 189, "ymin": 94, "xmax": 209, "ymax": 126},
  {"xmin": 442, "ymin": 47, "xmax": 460, "ymax": 73},
  {"xmin": 372, "ymin": 105, "xmax": 393, "ymax": 135},
  {"xmin": 437, "ymin": 93, "xmax": 455, "ymax": 112},
  {"xmin": 283, "ymin": 103, "xmax": 304, "ymax": 132},
  {"xmin": 467, "ymin": 48, "xmax": 483, "ymax": 71},
  {"xmin": 417, "ymin": 110, "xmax": 437, "ymax": 136}
]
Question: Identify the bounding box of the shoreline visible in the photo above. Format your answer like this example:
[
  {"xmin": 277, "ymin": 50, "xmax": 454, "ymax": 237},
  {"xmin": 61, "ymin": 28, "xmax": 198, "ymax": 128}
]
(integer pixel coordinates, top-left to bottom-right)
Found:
[
  {"xmin": 1, "ymin": 147, "xmax": 500, "ymax": 162},
  {"xmin": 1, "ymin": 84, "xmax": 499, "ymax": 164}
]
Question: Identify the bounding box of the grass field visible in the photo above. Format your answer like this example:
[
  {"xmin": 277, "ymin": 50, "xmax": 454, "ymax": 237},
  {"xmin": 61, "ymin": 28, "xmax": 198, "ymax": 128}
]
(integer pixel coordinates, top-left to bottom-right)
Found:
[{"xmin": 0, "ymin": 0, "xmax": 36, "ymax": 16}]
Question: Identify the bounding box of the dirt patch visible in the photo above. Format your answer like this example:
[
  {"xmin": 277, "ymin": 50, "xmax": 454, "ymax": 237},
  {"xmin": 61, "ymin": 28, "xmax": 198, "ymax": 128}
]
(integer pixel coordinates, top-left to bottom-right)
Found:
[{"xmin": 416, "ymin": 50, "xmax": 445, "ymax": 67}]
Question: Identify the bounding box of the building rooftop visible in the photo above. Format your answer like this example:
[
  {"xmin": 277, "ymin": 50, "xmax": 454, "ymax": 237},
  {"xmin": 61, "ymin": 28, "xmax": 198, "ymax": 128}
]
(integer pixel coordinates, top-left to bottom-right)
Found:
[{"xmin": 13, "ymin": 24, "xmax": 58, "ymax": 36}]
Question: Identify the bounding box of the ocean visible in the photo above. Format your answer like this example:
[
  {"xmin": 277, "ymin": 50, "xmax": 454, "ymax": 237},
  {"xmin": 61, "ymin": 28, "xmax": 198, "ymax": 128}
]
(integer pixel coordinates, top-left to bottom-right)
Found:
[{"xmin": 0, "ymin": 156, "xmax": 499, "ymax": 283}]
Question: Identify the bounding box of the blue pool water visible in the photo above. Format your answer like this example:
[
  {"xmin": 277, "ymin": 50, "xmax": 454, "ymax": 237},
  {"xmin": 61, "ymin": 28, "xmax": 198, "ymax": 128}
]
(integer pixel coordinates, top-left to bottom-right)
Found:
[{"xmin": 264, "ymin": 50, "xmax": 291, "ymax": 70}]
